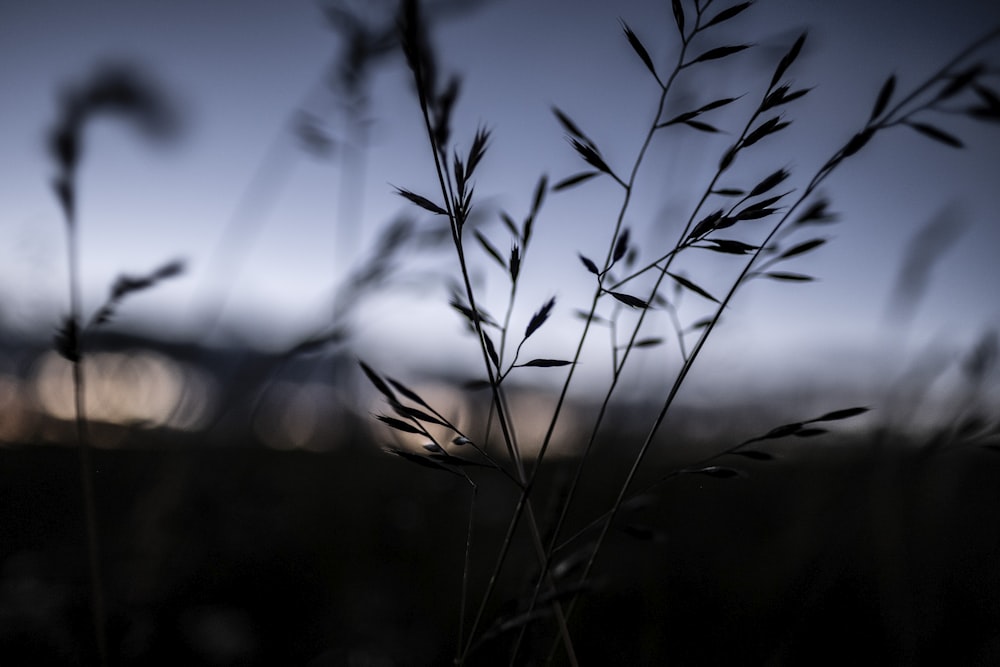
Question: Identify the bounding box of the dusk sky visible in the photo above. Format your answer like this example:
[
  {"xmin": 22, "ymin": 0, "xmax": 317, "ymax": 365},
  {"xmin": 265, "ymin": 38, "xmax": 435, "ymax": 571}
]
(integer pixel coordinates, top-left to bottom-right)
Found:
[{"xmin": 2, "ymin": 0, "xmax": 999, "ymax": 397}]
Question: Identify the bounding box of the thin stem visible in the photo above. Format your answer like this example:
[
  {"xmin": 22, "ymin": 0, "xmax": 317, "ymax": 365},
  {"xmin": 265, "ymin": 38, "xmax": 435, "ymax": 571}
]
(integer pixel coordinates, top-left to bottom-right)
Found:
[
  {"xmin": 554, "ymin": 30, "xmax": 1000, "ymax": 639},
  {"xmin": 457, "ymin": 477, "xmax": 477, "ymax": 664},
  {"xmin": 882, "ymin": 26, "xmax": 1000, "ymax": 124},
  {"xmin": 186, "ymin": 58, "xmax": 341, "ymax": 340},
  {"xmin": 510, "ymin": 13, "xmax": 705, "ymax": 659},
  {"xmin": 405, "ymin": 35, "xmax": 577, "ymax": 663},
  {"xmin": 65, "ymin": 195, "xmax": 109, "ymax": 667},
  {"xmin": 532, "ymin": 11, "xmax": 782, "ymax": 658},
  {"xmin": 663, "ymin": 298, "xmax": 690, "ymax": 362}
]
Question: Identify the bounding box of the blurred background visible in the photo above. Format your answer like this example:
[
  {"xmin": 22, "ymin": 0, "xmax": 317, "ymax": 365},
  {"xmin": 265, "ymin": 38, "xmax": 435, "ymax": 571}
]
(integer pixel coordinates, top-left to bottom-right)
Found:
[
  {"xmin": 2, "ymin": 0, "xmax": 1000, "ymax": 664},
  {"xmin": 1, "ymin": 0, "xmax": 999, "ymax": 436}
]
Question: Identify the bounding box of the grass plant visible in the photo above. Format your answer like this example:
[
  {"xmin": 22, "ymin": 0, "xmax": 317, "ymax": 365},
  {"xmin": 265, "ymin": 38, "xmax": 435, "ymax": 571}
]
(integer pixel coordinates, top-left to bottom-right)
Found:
[
  {"xmin": 360, "ymin": 0, "xmax": 1000, "ymax": 663},
  {"xmin": 10, "ymin": 2, "xmax": 1000, "ymax": 664},
  {"xmin": 47, "ymin": 63, "xmax": 183, "ymax": 666}
]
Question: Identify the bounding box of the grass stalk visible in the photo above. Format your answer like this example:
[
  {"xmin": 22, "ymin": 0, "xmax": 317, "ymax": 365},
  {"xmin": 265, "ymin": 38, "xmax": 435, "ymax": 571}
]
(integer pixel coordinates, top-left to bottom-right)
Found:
[
  {"xmin": 365, "ymin": 1, "xmax": 1000, "ymax": 661},
  {"xmin": 63, "ymin": 192, "xmax": 109, "ymax": 667},
  {"xmin": 395, "ymin": 3, "xmax": 579, "ymax": 661},
  {"xmin": 457, "ymin": 474, "xmax": 477, "ymax": 663},
  {"xmin": 47, "ymin": 63, "xmax": 182, "ymax": 665},
  {"xmin": 508, "ymin": 5, "xmax": 765, "ymax": 657},
  {"xmin": 544, "ymin": 27, "xmax": 1000, "ymax": 652}
]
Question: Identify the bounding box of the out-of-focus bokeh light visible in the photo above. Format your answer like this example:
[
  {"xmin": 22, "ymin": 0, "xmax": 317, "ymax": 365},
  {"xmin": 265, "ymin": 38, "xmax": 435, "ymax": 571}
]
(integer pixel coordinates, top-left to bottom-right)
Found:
[
  {"xmin": 0, "ymin": 374, "xmax": 33, "ymax": 443},
  {"xmin": 369, "ymin": 381, "xmax": 584, "ymax": 459},
  {"xmin": 252, "ymin": 380, "xmax": 341, "ymax": 451},
  {"xmin": 30, "ymin": 350, "xmax": 214, "ymax": 437}
]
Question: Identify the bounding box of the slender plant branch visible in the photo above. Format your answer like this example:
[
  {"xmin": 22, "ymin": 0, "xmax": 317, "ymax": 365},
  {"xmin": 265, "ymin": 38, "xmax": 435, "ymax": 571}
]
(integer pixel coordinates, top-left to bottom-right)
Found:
[
  {"xmin": 64, "ymin": 196, "xmax": 109, "ymax": 667},
  {"xmin": 551, "ymin": 27, "xmax": 1000, "ymax": 644},
  {"xmin": 396, "ymin": 4, "xmax": 578, "ymax": 661}
]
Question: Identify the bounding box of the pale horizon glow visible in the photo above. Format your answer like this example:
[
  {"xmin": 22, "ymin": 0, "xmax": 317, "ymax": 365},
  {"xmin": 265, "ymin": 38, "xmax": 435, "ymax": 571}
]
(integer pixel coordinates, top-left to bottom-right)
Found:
[{"xmin": 1, "ymin": 0, "xmax": 999, "ymax": 397}]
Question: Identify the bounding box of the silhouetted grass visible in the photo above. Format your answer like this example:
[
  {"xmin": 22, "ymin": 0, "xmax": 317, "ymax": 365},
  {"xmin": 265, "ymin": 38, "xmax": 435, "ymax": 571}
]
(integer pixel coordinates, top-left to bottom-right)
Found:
[
  {"xmin": 5, "ymin": 2, "xmax": 1000, "ymax": 665},
  {"xmin": 47, "ymin": 62, "xmax": 184, "ymax": 666},
  {"xmin": 362, "ymin": 0, "xmax": 1000, "ymax": 663}
]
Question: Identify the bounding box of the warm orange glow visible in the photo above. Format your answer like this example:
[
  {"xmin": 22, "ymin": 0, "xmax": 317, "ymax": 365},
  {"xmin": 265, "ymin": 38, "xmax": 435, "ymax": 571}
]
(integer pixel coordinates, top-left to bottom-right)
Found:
[
  {"xmin": 0, "ymin": 374, "xmax": 34, "ymax": 443},
  {"xmin": 253, "ymin": 381, "xmax": 340, "ymax": 451},
  {"xmin": 369, "ymin": 382, "xmax": 583, "ymax": 460},
  {"xmin": 31, "ymin": 350, "xmax": 212, "ymax": 432}
]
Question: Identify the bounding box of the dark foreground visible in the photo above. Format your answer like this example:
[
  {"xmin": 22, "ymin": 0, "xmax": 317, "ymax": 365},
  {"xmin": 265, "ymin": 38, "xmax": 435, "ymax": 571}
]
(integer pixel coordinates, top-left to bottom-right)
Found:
[{"xmin": 2, "ymin": 436, "xmax": 1000, "ymax": 666}]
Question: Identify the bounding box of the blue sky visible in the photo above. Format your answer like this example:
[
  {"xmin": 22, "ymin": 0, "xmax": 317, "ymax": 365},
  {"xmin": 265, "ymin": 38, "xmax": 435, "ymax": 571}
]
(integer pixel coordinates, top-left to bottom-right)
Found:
[{"xmin": 1, "ymin": 0, "xmax": 999, "ymax": 398}]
